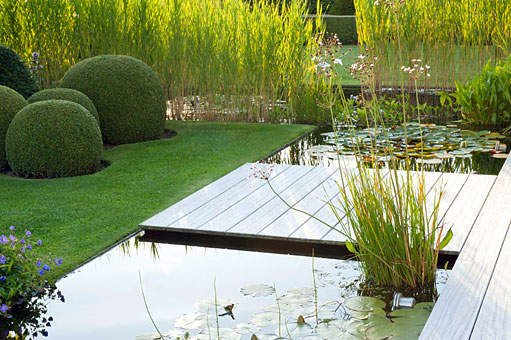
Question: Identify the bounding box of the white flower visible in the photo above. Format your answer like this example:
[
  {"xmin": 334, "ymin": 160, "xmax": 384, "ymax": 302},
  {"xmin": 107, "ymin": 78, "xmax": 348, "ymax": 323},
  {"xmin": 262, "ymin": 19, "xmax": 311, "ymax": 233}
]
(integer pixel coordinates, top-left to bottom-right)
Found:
[
  {"xmin": 317, "ymin": 62, "xmax": 331, "ymax": 69},
  {"xmin": 358, "ymin": 54, "xmax": 365, "ymax": 59},
  {"xmin": 334, "ymin": 58, "xmax": 343, "ymax": 65}
]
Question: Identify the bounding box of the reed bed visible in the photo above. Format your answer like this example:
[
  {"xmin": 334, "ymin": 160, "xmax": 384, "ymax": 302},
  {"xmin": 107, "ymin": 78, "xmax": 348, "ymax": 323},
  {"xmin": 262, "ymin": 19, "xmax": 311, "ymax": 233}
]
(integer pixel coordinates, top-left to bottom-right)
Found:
[
  {"xmin": 354, "ymin": 0, "xmax": 511, "ymax": 92},
  {"xmin": 0, "ymin": 0, "xmax": 324, "ymax": 122}
]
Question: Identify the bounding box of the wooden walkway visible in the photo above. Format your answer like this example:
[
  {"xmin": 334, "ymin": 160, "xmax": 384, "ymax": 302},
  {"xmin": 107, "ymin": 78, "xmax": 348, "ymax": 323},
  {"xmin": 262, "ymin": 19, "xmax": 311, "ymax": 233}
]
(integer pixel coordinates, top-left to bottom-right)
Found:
[{"xmin": 140, "ymin": 158, "xmax": 511, "ymax": 339}]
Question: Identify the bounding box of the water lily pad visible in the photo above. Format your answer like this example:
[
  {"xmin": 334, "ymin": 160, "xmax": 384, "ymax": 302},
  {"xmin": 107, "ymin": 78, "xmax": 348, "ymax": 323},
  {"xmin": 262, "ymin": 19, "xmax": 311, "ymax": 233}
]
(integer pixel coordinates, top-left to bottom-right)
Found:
[
  {"xmin": 174, "ymin": 312, "xmax": 210, "ymax": 330},
  {"xmin": 279, "ymin": 294, "xmax": 313, "ymax": 306},
  {"xmin": 194, "ymin": 299, "xmax": 236, "ymax": 314},
  {"xmin": 414, "ymin": 302, "xmax": 434, "ymax": 311},
  {"xmin": 241, "ymin": 284, "xmax": 275, "ymax": 297},
  {"xmin": 264, "ymin": 303, "xmax": 295, "ymax": 315},
  {"xmin": 287, "ymin": 287, "xmax": 316, "ymax": 296},
  {"xmin": 343, "ymin": 296, "xmax": 386, "ymax": 312},
  {"xmin": 275, "ymin": 321, "xmax": 313, "ymax": 338},
  {"xmin": 415, "ymin": 158, "xmax": 443, "ymax": 164},
  {"xmin": 365, "ymin": 323, "xmax": 422, "ymax": 340},
  {"xmin": 315, "ymin": 319, "xmax": 365, "ymax": 340},
  {"xmin": 235, "ymin": 324, "xmax": 261, "ymax": 335},
  {"xmin": 350, "ymin": 308, "xmax": 385, "ymax": 320},
  {"xmin": 252, "ymin": 311, "xmax": 284, "ymax": 327},
  {"xmin": 197, "ymin": 328, "xmax": 241, "ymax": 340},
  {"xmin": 390, "ymin": 308, "xmax": 431, "ymax": 326},
  {"xmin": 491, "ymin": 153, "xmax": 509, "ymax": 159}
]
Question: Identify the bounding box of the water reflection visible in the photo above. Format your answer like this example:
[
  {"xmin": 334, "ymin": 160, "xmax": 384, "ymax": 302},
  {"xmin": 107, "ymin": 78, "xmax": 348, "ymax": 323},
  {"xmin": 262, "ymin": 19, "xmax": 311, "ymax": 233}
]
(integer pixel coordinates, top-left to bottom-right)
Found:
[
  {"xmin": 267, "ymin": 127, "xmax": 508, "ymax": 175},
  {"xmin": 31, "ymin": 235, "xmax": 449, "ymax": 339},
  {"xmin": 0, "ymin": 285, "xmax": 64, "ymax": 339}
]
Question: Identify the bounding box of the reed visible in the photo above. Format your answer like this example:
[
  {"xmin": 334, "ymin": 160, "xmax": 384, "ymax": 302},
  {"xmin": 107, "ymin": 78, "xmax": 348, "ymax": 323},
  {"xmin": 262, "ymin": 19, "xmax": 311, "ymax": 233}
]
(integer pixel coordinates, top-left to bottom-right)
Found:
[
  {"xmin": 0, "ymin": 0, "xmax": 323, "ymax": 122},
  {"xmin": 354, "ymin": 0, "xmax": 511, "ymax": 92}
]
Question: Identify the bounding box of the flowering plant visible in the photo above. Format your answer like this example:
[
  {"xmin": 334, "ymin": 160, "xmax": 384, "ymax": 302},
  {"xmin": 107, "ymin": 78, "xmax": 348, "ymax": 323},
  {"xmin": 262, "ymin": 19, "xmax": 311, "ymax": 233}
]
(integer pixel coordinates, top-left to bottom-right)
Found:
[{"xmin": 0, "ymin": 226, "xmax": 64, "ymax": 338}]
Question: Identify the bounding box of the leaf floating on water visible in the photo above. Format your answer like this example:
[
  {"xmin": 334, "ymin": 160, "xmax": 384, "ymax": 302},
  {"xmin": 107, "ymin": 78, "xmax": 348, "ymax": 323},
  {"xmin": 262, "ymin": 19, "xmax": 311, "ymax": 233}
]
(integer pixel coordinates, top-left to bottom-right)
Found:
[
  {"xmin": 235, "ymin": 324, "xmax": 261, "ymax": 335},
  {"xmin": 413, "ymin": 302, "xmax": 435, "ymax": 311},
  {"xmin": 491, "ymin": 153, "xmax": 509, "ymax": 159},
  {"xmin": 197, "ymin": 328, "xmax": 241, "ymax": 340},
  {"xmin": 315, "ymin": 319, "xmax": 365, "ymax": 340},
  {"xmin": 174, "ymin": 312, "xmax": 210, "ymax": 330},
  {"xmin": 240, "ymin": 284, "xmax": 275, "ymax": 297},
  {"xmin": 350, "ymin": 309, "xmax": 385, "ymax": 320},
  {"xmin": 194, "ymin": 299, "xmax": 236, "ymax": 314},
  {"xmin": 390, "ymin": 309, "xmax": 431, "ymax": 326},
  {"xmin": 365, "ymin": 322, "xmax": 422, "ymax": 340},
  {"xmin": 275, "ymin": 322, "xmax": 313, "ymax": 338},
  {"xmin": 279, "ymin": 294, "xmax": 313, "ymax": 306},
  {"xmin": 134, "ymin": 333, "xmax": 168, "ymax": 340},
  {"xmin": 264, "ymin": 303, "xmax": 294, "ymax": 315},
  {"xmin": 251, "ymin": 311, "xmax": 283, "ymax": 327},
  {"xmin": 415, "ymin": 158, "xmax": 443, "ymax": 165},
  {"xmin": 287, "ymin": 287, "xmax": 316, "ymax": 297},
  {"xmin": 343, "ymin": 296, "xmax": 386, "ymax": 312}
]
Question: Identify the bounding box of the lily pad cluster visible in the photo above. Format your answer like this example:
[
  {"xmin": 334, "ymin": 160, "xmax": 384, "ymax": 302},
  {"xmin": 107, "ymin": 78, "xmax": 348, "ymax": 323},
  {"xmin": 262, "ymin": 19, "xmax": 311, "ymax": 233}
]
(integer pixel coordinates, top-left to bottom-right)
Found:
[
  {"xmin": 313, "ymin": 123, "xmax": 508, "ymax": 163},
  {"xmin": 135, "ymin": 284, "xmax": 434, "ymax": 340}
]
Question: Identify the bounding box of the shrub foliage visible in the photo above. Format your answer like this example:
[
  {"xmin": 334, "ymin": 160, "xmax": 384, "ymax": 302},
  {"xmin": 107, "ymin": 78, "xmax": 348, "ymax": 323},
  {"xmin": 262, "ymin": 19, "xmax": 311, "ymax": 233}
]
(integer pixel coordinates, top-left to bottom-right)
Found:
[
  {"xmin": 28, "ymin": 88, "xmax": 100, "ymax": 124},
  {"xmin": 0, "ymin": 45, "xmax": 38, "ymax": 99},
  {"xmin": 60, "ymin": 55, "xmax": 166, "ymax": 145},
  {"xmin": 5, "ymin": 100, "xmax": 102, "ymax": 178},
  {"xmin": 0, "ymin": 86, "xmax": 27, "ymax": 170}
]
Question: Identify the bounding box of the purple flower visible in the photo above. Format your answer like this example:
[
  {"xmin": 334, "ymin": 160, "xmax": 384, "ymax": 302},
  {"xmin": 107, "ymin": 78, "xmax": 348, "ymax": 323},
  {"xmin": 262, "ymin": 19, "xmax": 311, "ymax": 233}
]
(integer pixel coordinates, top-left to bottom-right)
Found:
[
  {"xmin": 0, "ymin": 304, "xmax": 7, "ymax": 313},
  {"xmin": 39, "ymin": 269, "xmax": 45, "ymax": 275},
  {"xmin": 36, "ymin": 260, "xmax": 41, "ymax": 268},
  {"xmin": 9, "ymin": 226, "xmax": 15, "ymax": 231},
  {"xmin": 43, "ymin": 264, "xmax": 50, "ymax": 271},
  {"xmin": 0, "ymin": 235, "xmax": 7, "ymax": 244},
  {"xmin": 55, "ymin": 258, "xmax": 62, "ymax": 266},
  {"xmin": 21, "ymin": 246, "xmax": 25, "ymax": 253},
  {"xmin": 21, "ymin": 238, "xmax": 26, "ymax": 244},
  {"xmin": 37, "ymin": 239, "xmax": 42, "ymax": 246},
  {"xmin": 32, "ymin": 52, "xmax": 39, "ymax": 59},
  {"xmin": 0, "ymin": 276, "xmax": 5, "ymax": 281},
  {"xmin": 26, "ymin": 230, "xmax": 31, "ymax": 237},
  {"xmin": 8, "ymin": 235, "xmax": 15, "ymax": 241},
  {"xmin": 27, "ymin": 244, "xmax": 32, "ymax": 250},
  {"xmin": 0, "ymin": 254, "xmax": 5, "ymax": 264}
]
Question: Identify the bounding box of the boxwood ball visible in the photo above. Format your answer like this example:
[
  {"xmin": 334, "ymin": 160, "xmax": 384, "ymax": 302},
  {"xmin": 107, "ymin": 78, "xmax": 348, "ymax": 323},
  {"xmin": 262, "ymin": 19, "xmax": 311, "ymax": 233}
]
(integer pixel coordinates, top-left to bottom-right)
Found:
[
  {"xmin": 0, "ymin": 45, "xmax": 39, "ymax": 99},
  {"xmin": 0, "ymin": 85, "xmax": 27, "ymax": 170},
  {"xmin": 5, "ymin": 100, "xmax": 103, "ymax": 178},
  {"xmin": 28, "ymin": 88, "xmax": 100, "ymax": 124},
  {"xmin": 60, "ymin": 55, "xmax": 166, "ymax": 145}
]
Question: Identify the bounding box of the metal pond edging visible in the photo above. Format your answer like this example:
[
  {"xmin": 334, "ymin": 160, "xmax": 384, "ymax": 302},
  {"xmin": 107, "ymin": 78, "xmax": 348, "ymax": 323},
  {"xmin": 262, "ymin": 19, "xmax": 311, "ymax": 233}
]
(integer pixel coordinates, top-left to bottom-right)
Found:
[{"xmin": 260, "ymin": 126, "xmax": 319, "ymax": 161}]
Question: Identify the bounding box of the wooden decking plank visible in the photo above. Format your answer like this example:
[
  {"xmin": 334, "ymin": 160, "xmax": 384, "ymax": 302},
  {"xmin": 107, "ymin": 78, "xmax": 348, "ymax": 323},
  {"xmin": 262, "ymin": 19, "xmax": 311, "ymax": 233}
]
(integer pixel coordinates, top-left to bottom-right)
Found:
[
  {"xmin": 140, "ymin": 163, "xmax": 257, "ymax": 228},
  {"xmin": 419, "ymin": 157, "xmax": 511, "ymax": 340},
  {"xmin": 322, "ymin": 170, "xmax": 443, "ymax": 242},
  {"xmin": 169, "ymin": 164, "xmax": 305, "ymax": 230},
  {"xmin": 441, "ymin": 174, "xmax": 497, "ymax": 254},
  {"xmin": 258, "ymin": 166, "xmax": 341, "ymax": 237},
  {"xmin": 196, "ymin": 165, "xmax": 314, "ymax": 232},
  {"xmin": 470, "ymin": 221, "xmax": 511, "ymax": 340},
  {"xmin": 227, "ymin": 166, "xmax": 337, "ymax": 235}
]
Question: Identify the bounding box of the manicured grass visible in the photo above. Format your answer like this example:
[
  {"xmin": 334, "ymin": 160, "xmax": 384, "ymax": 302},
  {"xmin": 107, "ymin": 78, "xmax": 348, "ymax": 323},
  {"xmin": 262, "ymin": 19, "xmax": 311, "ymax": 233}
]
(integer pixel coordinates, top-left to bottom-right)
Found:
[{"xmin": 1, "ymin": 121, "xmax": 314, "ymax": 278}]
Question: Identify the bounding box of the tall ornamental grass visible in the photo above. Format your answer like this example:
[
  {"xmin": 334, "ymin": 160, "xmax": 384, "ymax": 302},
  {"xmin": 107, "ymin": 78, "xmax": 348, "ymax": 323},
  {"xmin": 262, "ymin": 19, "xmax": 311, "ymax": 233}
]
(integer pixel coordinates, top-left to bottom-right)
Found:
[
  {"xmin": 0, "ymin": 0, "xmax": 323, "ymax": 123},
  {"xmin": 355, "ymin": 0, "xmax": 511, "ymax": 91}
]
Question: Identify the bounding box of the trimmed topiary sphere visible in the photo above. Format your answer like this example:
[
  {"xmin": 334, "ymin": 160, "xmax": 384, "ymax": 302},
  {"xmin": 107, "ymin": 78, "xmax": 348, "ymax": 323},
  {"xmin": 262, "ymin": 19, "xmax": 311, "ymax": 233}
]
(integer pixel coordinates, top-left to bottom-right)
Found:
[
  {"xmin": 0, "ymin": 45, "xmax": 39, "ymax": 99},
  {"xmin": 28, "ymin": 88, "xmax": 100, "ymax": 124},
  {"xmin": 0, "ymin": 86, "xmax": 27, "ymax": 170},
  {"xmin": 5, "ymin": 100, "xmax": 103, "ymax": 178},
  {"xmin": 60, "ymin": 55, "xmax": 166, "ymax": 145}
]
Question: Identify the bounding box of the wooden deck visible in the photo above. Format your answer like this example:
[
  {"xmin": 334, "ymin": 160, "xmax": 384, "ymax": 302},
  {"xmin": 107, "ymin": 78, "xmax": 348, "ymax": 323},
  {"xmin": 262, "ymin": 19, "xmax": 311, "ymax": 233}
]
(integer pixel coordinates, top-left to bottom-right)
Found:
[{"xmin": 140, "ymin": 158, "xmax": 511, "ymax": 339}]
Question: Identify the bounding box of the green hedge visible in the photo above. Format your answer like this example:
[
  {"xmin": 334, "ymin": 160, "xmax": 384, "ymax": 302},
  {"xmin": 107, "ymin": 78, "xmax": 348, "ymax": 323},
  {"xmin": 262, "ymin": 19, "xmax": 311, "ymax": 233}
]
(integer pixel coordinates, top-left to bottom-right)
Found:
[
  {"xmin": 0, "ymin": 86, "xmax": 27, "ymax": 170},
  {"xmin": 60, "ymin": 55, "xmax": 166, "ymax": 145},
  {"xmin": 5, "ymin": 100, "xmax": 102, "ymax": 178},
  {"xmin": 309, "ymin": 15, "xmax": 358, "ymax": 45},
  {"xmin": 28, "ymin": 88, "xmax": 100, "ymax": 124},
  {"xmin": 0, "ymin": 45, "xmax": 38, "ymax": 99}
]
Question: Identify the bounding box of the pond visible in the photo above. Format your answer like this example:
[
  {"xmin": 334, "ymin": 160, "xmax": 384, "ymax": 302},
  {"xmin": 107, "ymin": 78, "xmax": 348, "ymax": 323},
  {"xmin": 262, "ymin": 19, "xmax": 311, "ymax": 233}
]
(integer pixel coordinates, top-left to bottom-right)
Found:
[
  {"xmin": 17, "ymin": 233, "xmax": 449, "ymax": 340},
  {"xmin": 267, "ymin": 124, "xmax": 510, "ymax": 175}
]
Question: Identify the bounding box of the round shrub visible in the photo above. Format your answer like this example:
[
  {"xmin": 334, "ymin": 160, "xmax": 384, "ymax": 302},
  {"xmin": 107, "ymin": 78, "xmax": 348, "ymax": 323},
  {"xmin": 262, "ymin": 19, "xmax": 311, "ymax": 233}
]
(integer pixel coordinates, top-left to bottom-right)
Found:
[
  {"xmin": 0, "ymin": 86, "xmax": 27, "ymax": 170},
  {"xmin": 60, "ymin": 55, "xmax": 166, "ymax": 145},
  {"xmin": 0, "ymin": 45, "xmax": 39, "ymax": 99},
  {"xmin": 5, "ymin": 100, "xmax": 103, "ymax": 178},
  {"xmin": 28, "ymin": 88, "xmax": 100, "ymax": 124}
]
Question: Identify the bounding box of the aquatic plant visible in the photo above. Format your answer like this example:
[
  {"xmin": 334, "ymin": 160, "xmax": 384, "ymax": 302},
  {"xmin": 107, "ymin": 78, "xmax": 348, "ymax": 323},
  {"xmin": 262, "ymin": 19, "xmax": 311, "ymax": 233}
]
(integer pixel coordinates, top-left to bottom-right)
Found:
[
  {"xmin": 355, "ymin": 0, "xmax": 511, "ymax": 92},
  {"xmin": 0, "ymin": 226, "xmax": 64, "ymax": 338},
  {"xmin": 0, "ymin": 0, "xmax": 322, "ymax": 123}
]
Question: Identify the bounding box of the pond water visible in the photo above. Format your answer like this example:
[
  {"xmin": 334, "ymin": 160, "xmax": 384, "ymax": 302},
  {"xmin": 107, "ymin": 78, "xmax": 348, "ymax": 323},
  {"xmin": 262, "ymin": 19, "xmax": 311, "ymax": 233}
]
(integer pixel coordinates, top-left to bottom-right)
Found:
[
  {"xmin": 267, "ymin": 125, "xmax": 510, "ymax": 175},
  {"xmin": 28, "ymin": 234, "xmax": 448, "ymax": 339}
]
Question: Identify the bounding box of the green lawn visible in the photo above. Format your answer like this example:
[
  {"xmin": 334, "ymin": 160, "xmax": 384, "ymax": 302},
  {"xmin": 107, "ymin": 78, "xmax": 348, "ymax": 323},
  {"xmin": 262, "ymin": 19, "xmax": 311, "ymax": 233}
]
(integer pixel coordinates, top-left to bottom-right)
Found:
[{"xmin": 1, "ymin": 121, "xmax": 314, "ymax": 278}]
